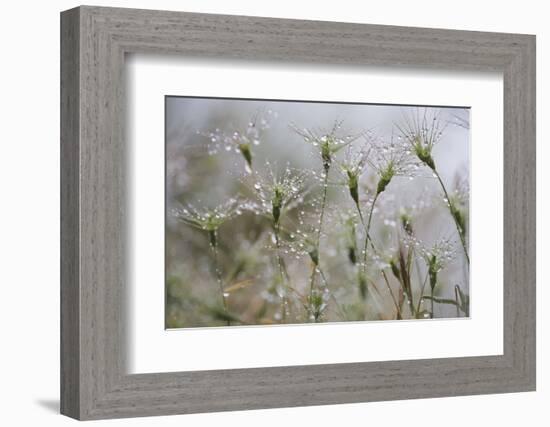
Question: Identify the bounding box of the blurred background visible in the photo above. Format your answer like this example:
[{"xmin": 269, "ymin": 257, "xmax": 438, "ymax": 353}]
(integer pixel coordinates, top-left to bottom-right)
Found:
[{"xmin": 165, "ymin": 96, "xmax": 470, "ymax": 328}]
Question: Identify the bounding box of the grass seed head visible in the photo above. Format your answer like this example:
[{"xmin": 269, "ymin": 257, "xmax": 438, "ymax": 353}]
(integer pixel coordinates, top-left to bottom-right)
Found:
[
  {"xmin": 338, "ymin": 143, "xmax": 370, "ymax": 205},
  {"xmin": 397, "ymin": 108, "xmax": 446, "ymax": 172},
  {"xmin": 377, "ymin": 161, "xmax": 396, "ymax": 195},
  {"xmin": 306, "ymin": 288, "xmax": 329, "ymax": 322},
  {"xmin": 173, "ymin": 198, "xmax": 243, "ymax": 233},
  {"xmin": 291, "ymin": 120, "xmax": 364, "ymax": 173},
  {"xmin": 400, "ymin": 211, "xmax": 414, "ymax": 235},
  {"xmin": 369, "ymin": 133, "xmax": 416, "ymax": 196},
  {"xmin": 246, "ymin": 162, "xmax": 308, "ymax": 225},
  {"xmin": 390, "ymin": 258, "xmax": 401, "ymax": 281},
  {"xmin": 420, "ymin": 237, "xmax": 456, "ymax": 290},
  {"xmin": 198, "ymin": 109, "xmax": 276, "ymax": 171},
  {"xmin": 446, "ymin": 173, "xmax": 469, "ymax": 239}
]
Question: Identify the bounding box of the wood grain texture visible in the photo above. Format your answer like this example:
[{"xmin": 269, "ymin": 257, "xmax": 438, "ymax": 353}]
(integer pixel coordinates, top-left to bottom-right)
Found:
[
  {"xmin": 60, "ymin": 5, "xmax": 536, "ymax": 420},
  {"xmin": 60, "ymin": 7, "xmax": 80, "ymax": 419}
]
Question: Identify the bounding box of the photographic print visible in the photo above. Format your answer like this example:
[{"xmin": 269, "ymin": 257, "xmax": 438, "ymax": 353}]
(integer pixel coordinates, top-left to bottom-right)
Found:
[{"xmin": 165, "ymin": 97, "xmax": 470, "ymax": 328}]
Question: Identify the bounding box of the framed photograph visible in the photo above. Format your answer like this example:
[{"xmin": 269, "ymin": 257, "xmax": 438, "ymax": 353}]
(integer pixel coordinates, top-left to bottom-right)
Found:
[{"xmin": 61, "ymin": 6, "xmax": 536, "ymax": 420}]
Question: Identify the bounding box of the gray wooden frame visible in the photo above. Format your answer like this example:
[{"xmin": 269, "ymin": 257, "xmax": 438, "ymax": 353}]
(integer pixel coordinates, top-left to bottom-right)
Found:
[{"xmin": 60, "ymin": 5, "xmax": 536, "ymax": 420}]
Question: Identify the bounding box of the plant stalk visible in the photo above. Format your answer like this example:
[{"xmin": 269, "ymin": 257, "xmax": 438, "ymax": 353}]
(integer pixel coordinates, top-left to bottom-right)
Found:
[
  {"xmin": 356, "ymin": 195, "xmax": 402, "ymax": 319},
  {"xmin": 274, "ymin": 223, "xmax": 287, "ymax": 322},
  {"xmin": 454, "ymin": 285, "xmax": 460, "ymax": 317},
  {"xmin": 317, "ymin": 171, "xmax": 329, "ymax": 249},
  {"xmin": 210, "ymin": 230, "xmax": 230, "ymax": 326},
  {"xmin": 362, "ymin": 193, "xmax": 379, "ymax": 270},
  {"xmin": 430, "ymin": 286, "xmax": 434, "ymax": 319},
  {"xmin": 310, "ymin": 169, "xmax": 330, "ymax": 299},
  {"xmin": 416, "ymin": 271, "xmax": 429, "ymax": 316}
]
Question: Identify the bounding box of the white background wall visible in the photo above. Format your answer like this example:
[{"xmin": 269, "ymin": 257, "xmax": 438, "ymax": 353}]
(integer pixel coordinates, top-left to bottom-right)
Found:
[{"xmin": 0, "ymin": 0, "xmax": 546, "ymax": 425}]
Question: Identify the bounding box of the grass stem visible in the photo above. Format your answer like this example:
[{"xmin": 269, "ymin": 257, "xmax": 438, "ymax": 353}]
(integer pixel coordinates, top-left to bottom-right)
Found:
[
  {"xmin": 454, "ymin": 285, "xmax": 460, "ymax": 317},
  {"xmin": 317, "ymin": 171, "xmax": 329, "ymax": 249},
  {"xmin": 309, "ymin": 169, "xmax": 330, "ymax": 299},
  {"xmin": 210, "ymin": 232, "xmax": 230, "ymax": 326},
  {"xmin": 416, "ymin": 271, "xmax": 429, "ymax": 316},
  {"xmin": 274, "ymin": 223, "xmax": 287, "ymax": 322},
  {"xmin": 362, "ymin": 193, "xmax": 380, "ymax": 270},
  {"xmin": 356, "ymin": 194, "xmax": 402, "ymax": 319},
  {"xmin": 430, "ymin": 286, "xmax": 434, "ymax": 319}
]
